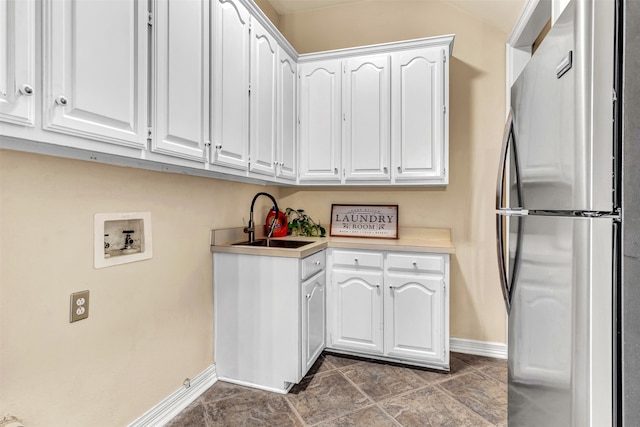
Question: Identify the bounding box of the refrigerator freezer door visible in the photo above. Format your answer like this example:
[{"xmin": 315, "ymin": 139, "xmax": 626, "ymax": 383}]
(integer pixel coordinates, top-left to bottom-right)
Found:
[
  {"xmin": 508, "ymin": 214, "xmax": 613, "ymax": 426},
  {"xmin": 510, "ymin": 0, "xmax": 614, "ymax": 212}
]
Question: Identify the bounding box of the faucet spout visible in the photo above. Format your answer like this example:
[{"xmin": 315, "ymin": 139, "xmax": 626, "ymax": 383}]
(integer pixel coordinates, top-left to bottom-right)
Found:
[{"xmin": 244, "ymin": 192, "xmax": 280, "ymax": 243}]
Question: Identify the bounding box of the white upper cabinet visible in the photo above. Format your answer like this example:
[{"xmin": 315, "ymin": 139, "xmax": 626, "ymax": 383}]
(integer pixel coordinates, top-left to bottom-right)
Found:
[
  {"xmin": 212, "ymin": 0, "xmax": 250, "ymax": 170},
  {"xmin": 298, "ymin": 36, "xmax": 452, "ymax": 186},
  {"xmin": 153, "ymin": 0, "xmax": 209, "ymax": 161},
  {"xmin": 298, "ymin": 59, "xmax": 343, "ymax": 182},
  {"xmin": 276, "ymin": 47, "xmax": 297, "ymax": 181},
  {"xmin": 249, "ymin": 18, "xmax": 278, "ymax": 177},
  {"xmin": 0, "ymin": 0, "xmax": 35, "ymax": 126},
  {"xmin": 391, "ymin": 47, "xmax": 448, "ymax": 184},
  {"xmin": 42, "ymin": 0, "xmax": 148, "ymax": 148},
  {"xmin": 2, "ymin": 0, "xmax": 452, "ymax": 188},
  {"xmin": 343, "ymin": 54, "xmax": 391, "ymax": 182}
]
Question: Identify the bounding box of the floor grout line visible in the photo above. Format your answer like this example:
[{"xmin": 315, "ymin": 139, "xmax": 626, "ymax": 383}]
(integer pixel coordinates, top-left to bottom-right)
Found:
[
  {"xmin": 435, "ymin": 370, "xmax": 508, "ymax": 426},
  {"xmin": 283, "ymin": 394, "xmax": 308, "ymax": 427}
]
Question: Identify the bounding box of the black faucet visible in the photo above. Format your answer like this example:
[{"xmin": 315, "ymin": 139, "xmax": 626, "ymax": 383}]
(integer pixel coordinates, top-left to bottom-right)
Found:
[{"xmin": 244, "ymin": 192, "xmax": 279, "ymax": 243}]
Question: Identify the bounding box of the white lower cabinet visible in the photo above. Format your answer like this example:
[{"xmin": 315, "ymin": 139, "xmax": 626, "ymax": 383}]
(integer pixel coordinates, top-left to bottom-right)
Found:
[
  {"xmin": 331, "ymin": 270, "xmax": 384, "ymax": 354},
  {"xmin": 327, "ymin": 248, "xmax": 449, "ymax": 369},
  {"xmin": 302, "ymin": 271, "xmax": 326, "ymax": 374},
  {"xmin": 384, "ymin": 274, "xmax": 446, "ymax": 364},
  {"xmin": 214, "ymin": 250, "xmax": 325, "ymax": 392}
]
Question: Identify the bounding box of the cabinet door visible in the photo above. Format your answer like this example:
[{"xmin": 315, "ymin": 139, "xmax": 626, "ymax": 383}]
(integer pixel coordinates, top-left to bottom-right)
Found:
[
  {"xmin": 330, "ymin": 270, "xmax": 383, "ymax": 353},
  {"xmin": 0, "ymin": 0, "xmax": 35, "ymax": 126},
  {"xmin": 343, "ymin": 54, "xmax": 390, "ymax": 181},
  {"xmin": 298, "ymin": 60, "xmax": 342, "ymax": 182},
  {"xmin": 42, "ymin": 0, "xmax": 147, "ymax": 148},
  {"xmin": 302, "ymin": 271, "xmax": 326, "ymax": 375},
  {"xmin": 276, "ymin": 47, "xmax": 297, "ymax": 181},
  {"xmin": 384, "ymin": 274, "xmax": 446, "ymax": 364},
  {"xmin": 212, "ymin": 0, "xmax": 249, "ymax": 170},
  {"xmin": 249, "ymin": 18, "xmax": 277, "ymax": 177},
  {"xmin": 391, "ymin": 47, "xmax": 447, "ymax": 183},
  {"xmin": 153, "ymin": 0, "xmax": 209, "ymax": 161}
]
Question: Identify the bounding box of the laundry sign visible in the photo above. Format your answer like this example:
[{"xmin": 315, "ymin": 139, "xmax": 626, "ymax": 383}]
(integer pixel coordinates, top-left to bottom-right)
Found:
[{"xmin": 330, "ymin": 204, "xmax": 399, "ymax": 239}]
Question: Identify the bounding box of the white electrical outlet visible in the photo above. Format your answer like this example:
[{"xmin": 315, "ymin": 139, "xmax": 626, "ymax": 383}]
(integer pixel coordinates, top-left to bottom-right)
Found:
[{"xmin": 70, "ymin": 290, "xmax": 90, "ymax": 322}]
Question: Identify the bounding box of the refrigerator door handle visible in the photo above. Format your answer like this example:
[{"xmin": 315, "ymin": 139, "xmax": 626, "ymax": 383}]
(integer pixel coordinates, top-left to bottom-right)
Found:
[
  {"xmin": 496, "ymin": 109, "xmax": 513, "ymax": 210},
  {"xmin": 496, "ymin": 108, "xmax": 525, "ymax": 211},
  {"xmin": 496, "ymin": 213, "xmax": 511, "ymax": 314},
  {"xmin": 495, "ymin": 109, "xmax": 525, "ymax": 314}
]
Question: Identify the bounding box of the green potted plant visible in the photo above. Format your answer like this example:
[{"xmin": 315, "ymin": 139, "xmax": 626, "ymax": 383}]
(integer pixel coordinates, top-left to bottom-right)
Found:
[{"xmin": 285, "ymin": 208, "xmax": 326, "ymax": 237}]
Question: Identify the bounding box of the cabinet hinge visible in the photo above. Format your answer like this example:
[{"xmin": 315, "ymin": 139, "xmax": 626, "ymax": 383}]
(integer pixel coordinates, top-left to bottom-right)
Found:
[
  {"xmin": 147, "ymin": 127, "xmax": 152, "ymax": 139},
  {"xmin": 442, "ymin": 49, "xmax": 446, "ymax": 63},
  {"xmin": 204, "ymin": 141, "xmax": 211, "ymax": 160},
  {"xmin": 248, "ymin": 83, "xmax": 251, "ymax": 96},
  {"xmin": 148, "ymin": 12, "xmax": 153, "ymax": 26},
  {"xmin": 443, "ymin": 105, "xmax": 446, "ymax": 114},
  {"xmin": 343, "ymin": 113, "xmax": 346, "ymax": 122}
]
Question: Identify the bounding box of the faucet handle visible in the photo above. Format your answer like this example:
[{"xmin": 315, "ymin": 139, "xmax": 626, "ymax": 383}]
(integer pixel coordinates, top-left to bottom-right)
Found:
[{"xmin": 242, "ymin": 218, "xmax": 251, "ymax": 233}]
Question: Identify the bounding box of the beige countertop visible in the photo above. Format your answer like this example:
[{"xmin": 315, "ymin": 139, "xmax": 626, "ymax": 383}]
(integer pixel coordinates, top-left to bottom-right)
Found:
[{"xmin": 210, "ymin": 227, "xmax": 455, "ymax": 259}]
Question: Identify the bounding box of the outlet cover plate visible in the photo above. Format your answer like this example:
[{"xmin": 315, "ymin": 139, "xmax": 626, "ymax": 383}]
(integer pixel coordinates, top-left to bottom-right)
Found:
[{"xmin": 70, "ymin": 290, "xmax": 90, "ymax": 322}]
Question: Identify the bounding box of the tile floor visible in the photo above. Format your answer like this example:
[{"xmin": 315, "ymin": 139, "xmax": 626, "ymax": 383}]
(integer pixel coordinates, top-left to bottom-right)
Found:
[{"xmin": 166, "ymin": 352, "xmax": 507, "ymax": 427}]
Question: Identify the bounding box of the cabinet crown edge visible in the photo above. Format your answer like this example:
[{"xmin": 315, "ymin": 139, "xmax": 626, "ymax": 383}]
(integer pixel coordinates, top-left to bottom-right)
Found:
[{"xmin": 297, "ymin": 34, "xmax": 455, "ymax": 63}]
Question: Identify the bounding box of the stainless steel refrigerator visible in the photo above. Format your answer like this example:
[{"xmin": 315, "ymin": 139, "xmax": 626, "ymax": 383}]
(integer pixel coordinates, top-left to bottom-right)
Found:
[
  {"xmin": 620, "ymin": 1, "xmax": 640, "ymax": 425},
  {"xmin": 496, "ymin": 0, "xmax": 622, "ymax": 425}
]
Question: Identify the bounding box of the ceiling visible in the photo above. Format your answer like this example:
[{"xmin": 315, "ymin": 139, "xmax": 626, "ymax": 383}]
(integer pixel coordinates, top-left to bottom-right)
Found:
[{"xmin": 265, "ymin": 0, "xmax": 527, "ymax": 35}]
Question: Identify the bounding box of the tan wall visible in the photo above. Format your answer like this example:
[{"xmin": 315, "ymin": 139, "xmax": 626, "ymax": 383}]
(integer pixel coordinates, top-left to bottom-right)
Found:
[
  {"xmin": 277, "ymin": 0, "xmax": 508, "ymax": 343},
  {"xmin": 0, "ymin": 150, "xmax": 277, "ymax": 426},
  {"xmin": 254, "ymin": 0, "xmax": 281, "ymax": 28}
]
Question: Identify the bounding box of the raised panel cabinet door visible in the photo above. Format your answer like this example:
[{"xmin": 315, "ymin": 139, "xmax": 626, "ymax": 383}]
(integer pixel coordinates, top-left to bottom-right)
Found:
[
  {"xmin": 0, "ymin": 0, "xmax": 35, "ymax": 126},
  {"xmin": 212, "ymin": 0, "xmax": 250, "ymax": 170},
  {"xmin": 298, "ymin": 59, "xmax": 342, "ymax": 182},
  {"xmin": 331, "ymin": 270, "xmax": 383, "ymax": 353},
  {"xmin": 276, "ymin": 47, "xmax": 297, "ymax": 181},
  {"xmin": 42, "ymin": 0, "xmax": 147, "ymax": 148},
  {"xmin": 392, "ymin": 47, "xmax": 447, "ymax": 184},
  {"xmin": 153, "ymin": 0, "xmax": 209, "ymax": 161},
  {"xmin": 343, "ymin": 54, "xmax": 390, "ymax": 181},
  {"xmin": 302, "ymin": 272, "xmax": 326, "ymax": 375},
  {"xmin": 249, "ymin": 18, "xmax": 277, "ymax": 177},
  {"xmin": 384, "ymin": 274, "xmax": 446, "ymax": 364}
]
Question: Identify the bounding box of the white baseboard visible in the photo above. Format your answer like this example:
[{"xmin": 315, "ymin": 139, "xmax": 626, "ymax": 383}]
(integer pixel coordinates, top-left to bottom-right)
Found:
[
  {"xmin": 128, "ymin": 364, "xmax": 217, "ymax": 427},
  {"xmin": 450, "ymin": 337, "xmax": 508, "ymax": 359}
]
